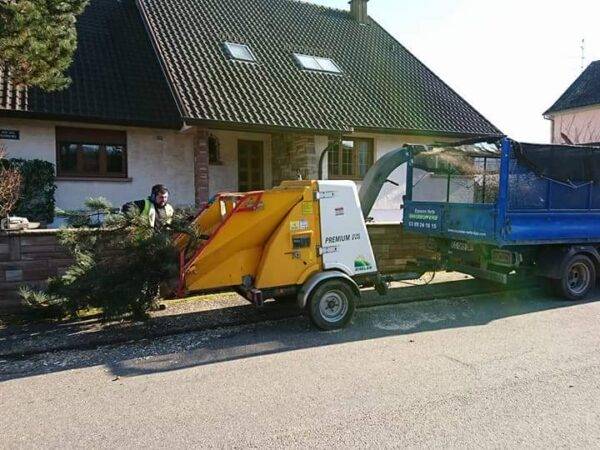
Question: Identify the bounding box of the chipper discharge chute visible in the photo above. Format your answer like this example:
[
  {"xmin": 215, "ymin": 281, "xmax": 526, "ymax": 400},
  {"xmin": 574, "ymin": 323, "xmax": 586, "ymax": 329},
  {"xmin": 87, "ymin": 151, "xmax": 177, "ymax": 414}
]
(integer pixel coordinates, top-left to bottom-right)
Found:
[{"xmin": 175, "ymin": 180, "xmax": 382, "ymax": 330}]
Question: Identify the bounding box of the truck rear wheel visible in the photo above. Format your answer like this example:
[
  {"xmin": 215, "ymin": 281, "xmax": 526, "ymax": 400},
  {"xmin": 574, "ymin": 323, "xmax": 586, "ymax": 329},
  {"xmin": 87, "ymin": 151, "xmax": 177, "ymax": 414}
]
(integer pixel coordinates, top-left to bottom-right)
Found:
[
  {"xmin": 552, "ymin": 254, "xmax": 596, "ymax": 301},
  {"xmin": 308, "ymin": 279, "xmax": 357, "ymax": 331}
]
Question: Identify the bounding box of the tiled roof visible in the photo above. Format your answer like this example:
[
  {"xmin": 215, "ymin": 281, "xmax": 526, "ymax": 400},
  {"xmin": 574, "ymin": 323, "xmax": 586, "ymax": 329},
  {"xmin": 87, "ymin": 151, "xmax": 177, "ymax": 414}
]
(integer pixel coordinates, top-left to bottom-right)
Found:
[
  {"xmin": 138, "ymin": 0, "xmax": 500, "ymax": 137},
  {"xmin": 0, "ymin": 0, "xmax": 181, "ymax": 129},
  {"xmin": 545, "ymin": 61, "xmax": 600, "ymax": 115}
]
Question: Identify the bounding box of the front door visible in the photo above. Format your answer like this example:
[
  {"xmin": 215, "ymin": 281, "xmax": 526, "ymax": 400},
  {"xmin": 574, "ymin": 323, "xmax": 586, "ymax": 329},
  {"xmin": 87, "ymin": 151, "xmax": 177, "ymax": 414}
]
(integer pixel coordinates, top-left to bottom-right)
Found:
[{"xmin": 238, "ymin": 140, "xmax": 264, "ymax": 192}]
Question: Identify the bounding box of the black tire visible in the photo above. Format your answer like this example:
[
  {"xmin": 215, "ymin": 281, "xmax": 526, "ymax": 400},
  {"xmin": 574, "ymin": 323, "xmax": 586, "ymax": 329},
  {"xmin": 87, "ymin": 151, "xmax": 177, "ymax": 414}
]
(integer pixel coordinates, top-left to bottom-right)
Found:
[
  {"xmin": 552, "ymin": 254, "xmax": 596, "ymax": 301},
  {"xmin": 307, "ymin": 279, "xmax": 357, "ymax": 331}
]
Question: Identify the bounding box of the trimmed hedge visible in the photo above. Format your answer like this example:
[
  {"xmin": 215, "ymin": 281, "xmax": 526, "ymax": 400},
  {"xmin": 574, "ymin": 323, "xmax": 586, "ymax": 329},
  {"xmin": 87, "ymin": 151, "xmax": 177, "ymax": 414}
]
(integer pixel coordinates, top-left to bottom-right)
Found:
[{"xmin": 7, "ymin": 159, "xmax": 57, "ymax": 223}]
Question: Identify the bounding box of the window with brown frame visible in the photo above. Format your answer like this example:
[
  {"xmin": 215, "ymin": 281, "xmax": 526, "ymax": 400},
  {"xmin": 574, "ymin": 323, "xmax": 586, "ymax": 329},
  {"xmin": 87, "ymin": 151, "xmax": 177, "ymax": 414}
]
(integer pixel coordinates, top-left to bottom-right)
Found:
[
  {"xmin": 327, "ymin": 138, "xmax": 374, "ymax": 180},
  {"xmin": 55, "ymin": 127, "xmax": 128, "ymax": 178}
]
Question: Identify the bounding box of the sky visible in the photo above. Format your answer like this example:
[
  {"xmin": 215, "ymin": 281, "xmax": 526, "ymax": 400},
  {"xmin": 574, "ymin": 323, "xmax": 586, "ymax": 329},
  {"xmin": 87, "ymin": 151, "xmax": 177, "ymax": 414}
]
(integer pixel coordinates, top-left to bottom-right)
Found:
[{"xmin": 310, "ymin": 0, "xmax": 600, "ymax": 142}]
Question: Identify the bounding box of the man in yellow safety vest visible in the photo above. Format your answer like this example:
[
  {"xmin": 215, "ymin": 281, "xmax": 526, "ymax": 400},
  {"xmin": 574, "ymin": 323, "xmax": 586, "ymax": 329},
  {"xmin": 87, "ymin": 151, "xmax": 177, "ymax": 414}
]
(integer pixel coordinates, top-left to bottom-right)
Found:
[{"xmin": 123, "ymin": 184, "xmax": 174, "ymax": 230}]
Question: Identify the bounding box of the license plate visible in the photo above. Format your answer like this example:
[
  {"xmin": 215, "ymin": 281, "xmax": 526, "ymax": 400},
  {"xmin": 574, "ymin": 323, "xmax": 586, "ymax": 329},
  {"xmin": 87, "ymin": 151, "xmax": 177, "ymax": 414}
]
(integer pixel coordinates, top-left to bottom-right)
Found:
[{"xmin": 450, "ymin": 240, "xmax": 474, "ymax": 252}]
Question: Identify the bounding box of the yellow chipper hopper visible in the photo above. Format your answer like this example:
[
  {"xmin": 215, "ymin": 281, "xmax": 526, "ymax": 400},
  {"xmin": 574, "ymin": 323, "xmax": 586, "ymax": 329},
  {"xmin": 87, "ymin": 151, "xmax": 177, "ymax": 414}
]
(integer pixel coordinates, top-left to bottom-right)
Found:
[{"xmin": 175, "ymin": 180, "xmax": 382, "ymax": 330}]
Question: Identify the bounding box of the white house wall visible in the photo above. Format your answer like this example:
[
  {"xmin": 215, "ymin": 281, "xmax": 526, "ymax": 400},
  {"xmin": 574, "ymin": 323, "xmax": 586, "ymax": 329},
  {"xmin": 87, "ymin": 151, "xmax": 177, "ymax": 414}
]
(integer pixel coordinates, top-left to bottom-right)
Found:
[
  {"xmin": 1, "ymin": 116, "xmax": 466, "ymax": 224},
  {"xmin": 0, "ymin": 118, "xmax": 195, "ymax": 211}
]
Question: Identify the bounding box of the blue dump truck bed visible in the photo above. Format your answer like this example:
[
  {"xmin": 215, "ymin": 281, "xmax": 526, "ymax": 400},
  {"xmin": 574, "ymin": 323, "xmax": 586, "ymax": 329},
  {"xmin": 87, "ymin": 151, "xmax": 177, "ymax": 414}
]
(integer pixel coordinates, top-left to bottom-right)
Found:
[
  {"xmin": 357, "ymin": 136, "xmax": 600, "ymax": 297},
  {"xmin": 403, "ymin": 138, "xmax": 600, "ymax": 247}
]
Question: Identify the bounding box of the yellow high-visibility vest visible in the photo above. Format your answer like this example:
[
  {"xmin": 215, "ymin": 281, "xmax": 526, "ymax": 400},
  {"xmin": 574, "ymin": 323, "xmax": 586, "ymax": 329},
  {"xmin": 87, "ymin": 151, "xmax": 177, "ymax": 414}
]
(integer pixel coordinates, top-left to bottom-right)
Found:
[{"xmin": 141, "ymin": 198, "xmax": 173, "ymax": 228}]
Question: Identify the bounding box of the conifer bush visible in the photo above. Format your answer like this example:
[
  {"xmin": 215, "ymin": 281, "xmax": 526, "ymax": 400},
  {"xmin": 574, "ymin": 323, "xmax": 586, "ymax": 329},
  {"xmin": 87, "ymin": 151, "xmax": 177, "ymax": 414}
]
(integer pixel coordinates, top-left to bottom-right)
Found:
[{"xmin": 21, "ymin": 198, "xmax": 200, "ymax": 321}]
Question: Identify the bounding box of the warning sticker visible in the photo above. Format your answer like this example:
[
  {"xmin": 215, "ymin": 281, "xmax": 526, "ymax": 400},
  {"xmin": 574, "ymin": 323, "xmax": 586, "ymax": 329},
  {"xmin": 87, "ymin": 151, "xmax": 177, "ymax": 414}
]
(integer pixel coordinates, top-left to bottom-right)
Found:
[{"xmin": 290, "ymin": 219, "xmax": 309, "ymax": 232}]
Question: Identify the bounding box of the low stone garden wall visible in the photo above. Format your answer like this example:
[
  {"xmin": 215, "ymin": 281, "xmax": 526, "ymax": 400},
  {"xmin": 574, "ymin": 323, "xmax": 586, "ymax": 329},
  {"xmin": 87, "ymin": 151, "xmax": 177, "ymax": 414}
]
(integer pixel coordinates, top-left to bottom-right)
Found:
[
  {"xmin": 0, "ymin": 224, "xmax": 432, "ymax": 315},
  {"xmin": 0, "ymin": 230, "xmax": 72, "ymax": 314},
  {"xmin": 367, "ymin": 223, "xmax": 435, "ymax": 274}
]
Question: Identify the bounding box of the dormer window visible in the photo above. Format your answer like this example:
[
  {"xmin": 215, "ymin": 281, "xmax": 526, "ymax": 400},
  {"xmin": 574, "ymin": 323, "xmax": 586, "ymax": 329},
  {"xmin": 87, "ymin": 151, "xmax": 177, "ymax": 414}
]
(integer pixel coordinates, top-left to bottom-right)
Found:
[
  {"xmin": 293, "ymin": 53, "xmax": 341, "ymax": 74},
  {"xmin": 223, "ymin": 42, "xmax": 256, "ymax": 62}
]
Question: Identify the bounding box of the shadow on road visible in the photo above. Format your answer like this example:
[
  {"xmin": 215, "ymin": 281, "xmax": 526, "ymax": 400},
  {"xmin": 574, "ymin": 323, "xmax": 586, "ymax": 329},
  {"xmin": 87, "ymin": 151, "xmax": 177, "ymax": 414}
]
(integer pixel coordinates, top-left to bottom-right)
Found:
[
  {"xmin": 108, "ymin": 288, "xmax": 595, "ymax": 378},
  {"xmin": 2, "ymin": 283, "xmax": 596, "ymax": 382}
]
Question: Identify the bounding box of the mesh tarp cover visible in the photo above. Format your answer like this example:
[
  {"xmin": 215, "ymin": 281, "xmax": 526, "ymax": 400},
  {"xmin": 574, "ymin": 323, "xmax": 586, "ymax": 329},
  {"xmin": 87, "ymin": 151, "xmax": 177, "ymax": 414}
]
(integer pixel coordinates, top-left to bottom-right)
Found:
[{"xmin": 514, "ymin": 142, "xmax": 600, "ymax": 183}]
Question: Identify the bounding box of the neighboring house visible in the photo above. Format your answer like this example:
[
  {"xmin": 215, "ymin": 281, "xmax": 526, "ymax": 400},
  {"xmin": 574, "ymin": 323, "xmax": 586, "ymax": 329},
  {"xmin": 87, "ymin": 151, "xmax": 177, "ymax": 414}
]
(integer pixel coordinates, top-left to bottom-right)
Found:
[
  {"xmin": 545, "ymin": 60, "xmax": 600, "ymax": 145},
  {"xmin": 0, "ymin": 0, "xmax": 500, "ymax": 223}
]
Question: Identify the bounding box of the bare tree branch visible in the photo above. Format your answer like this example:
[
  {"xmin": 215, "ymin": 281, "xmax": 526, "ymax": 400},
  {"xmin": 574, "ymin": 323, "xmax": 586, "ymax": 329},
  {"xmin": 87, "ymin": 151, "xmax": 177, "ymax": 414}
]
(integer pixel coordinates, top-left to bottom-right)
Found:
[{"xmin": 0, "ymin": 144, "xmax": 22, "ymax": 219}]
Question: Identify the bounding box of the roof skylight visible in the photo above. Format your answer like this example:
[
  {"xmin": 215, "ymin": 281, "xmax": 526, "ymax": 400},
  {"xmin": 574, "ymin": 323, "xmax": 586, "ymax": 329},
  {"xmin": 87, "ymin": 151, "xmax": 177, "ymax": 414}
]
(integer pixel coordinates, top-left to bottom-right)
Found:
[
  {"xmin": 293, "ymin": 53, "xmax": 342, "ymax": 74},
  {"xmin": 224, "ymin": 42, "xmax": 256, "ymax": 62}
]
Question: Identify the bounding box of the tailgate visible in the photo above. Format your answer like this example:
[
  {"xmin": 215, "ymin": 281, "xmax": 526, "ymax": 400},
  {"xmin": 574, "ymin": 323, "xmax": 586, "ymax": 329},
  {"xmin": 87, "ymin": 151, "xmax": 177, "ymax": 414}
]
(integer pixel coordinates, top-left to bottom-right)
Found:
[{"xmin": 403, "ymin": 201, "xmax": 497, "ymax": 243}]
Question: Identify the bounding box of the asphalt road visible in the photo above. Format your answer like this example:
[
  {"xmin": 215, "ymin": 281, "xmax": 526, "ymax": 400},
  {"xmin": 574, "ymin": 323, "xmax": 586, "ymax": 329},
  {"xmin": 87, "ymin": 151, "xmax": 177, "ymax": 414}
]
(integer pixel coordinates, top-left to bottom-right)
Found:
[{"xmin": 2, "ymin": 288, "xmax": 600, "ymax": 448}]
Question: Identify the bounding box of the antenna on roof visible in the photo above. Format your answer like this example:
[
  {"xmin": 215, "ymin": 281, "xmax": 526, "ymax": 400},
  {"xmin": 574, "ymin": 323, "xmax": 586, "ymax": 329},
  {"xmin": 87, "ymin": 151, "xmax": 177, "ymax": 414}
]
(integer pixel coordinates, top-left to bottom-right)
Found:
[{"xmin": 581, "ymin": 38, "xmax": 586, "ymax": 71}]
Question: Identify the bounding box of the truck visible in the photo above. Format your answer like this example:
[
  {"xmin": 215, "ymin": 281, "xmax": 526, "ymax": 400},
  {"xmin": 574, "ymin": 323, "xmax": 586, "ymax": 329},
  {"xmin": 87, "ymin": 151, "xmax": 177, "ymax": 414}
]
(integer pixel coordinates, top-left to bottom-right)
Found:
[
  {"xmin": 175, "ymin": 136, "xmax": 600, "ymax": 330},
  {"xmin": 400, "ymin": 136, "xmax": 600, "ymax": 302}
]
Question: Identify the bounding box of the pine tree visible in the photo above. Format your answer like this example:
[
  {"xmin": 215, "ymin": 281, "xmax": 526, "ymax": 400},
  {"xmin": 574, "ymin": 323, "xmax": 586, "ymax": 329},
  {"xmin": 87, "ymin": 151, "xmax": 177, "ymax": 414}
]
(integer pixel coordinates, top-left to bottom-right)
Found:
[
  {"xmin": 0, "ymin": 0, "xmax": 88, "ymax": 91},
  {"xmin": 55, "ymin": 197, "xmax": 116, "ymax": 228}
]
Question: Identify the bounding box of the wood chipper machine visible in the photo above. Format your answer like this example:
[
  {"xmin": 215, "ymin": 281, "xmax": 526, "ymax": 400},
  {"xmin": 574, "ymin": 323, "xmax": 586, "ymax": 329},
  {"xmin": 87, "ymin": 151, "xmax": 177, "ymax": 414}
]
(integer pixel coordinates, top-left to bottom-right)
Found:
[{"xmin": 175, "ymin": 180, "xmax": 386, "ymax": 330}]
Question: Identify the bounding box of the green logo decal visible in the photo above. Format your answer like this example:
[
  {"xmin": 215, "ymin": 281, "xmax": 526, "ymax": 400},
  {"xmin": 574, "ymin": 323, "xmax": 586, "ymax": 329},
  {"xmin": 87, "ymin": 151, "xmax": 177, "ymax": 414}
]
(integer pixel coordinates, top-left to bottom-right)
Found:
[{"xmin": 354, "ymin": 256, "xmax": 373, "ymax": 272}]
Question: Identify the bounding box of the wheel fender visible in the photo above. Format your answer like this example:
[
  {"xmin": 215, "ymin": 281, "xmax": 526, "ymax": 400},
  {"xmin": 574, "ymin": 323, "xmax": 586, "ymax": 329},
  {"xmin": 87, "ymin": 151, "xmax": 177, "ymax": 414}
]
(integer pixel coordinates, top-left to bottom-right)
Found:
[
  {"xmin": 298, "ymin": 271, "xmax": 360, "ymax": 309},
  {"xmin": 537, "ymin": 246, "xmax": 600, "ymax": 279}
]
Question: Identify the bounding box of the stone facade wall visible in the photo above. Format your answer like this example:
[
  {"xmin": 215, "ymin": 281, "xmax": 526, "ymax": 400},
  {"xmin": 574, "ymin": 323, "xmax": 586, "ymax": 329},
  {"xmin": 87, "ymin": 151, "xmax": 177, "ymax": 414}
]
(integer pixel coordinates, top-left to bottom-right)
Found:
[
  {"xmin": 0, "ymin": 230, "xmax": 72, "ymax": 314},
  {"xmin": 271, "ymin": 133, "xmax": 317, "ymax": 186},
  {"xmin": 193, "ymin": 128, "xmax": 210, "ymax": 206}
]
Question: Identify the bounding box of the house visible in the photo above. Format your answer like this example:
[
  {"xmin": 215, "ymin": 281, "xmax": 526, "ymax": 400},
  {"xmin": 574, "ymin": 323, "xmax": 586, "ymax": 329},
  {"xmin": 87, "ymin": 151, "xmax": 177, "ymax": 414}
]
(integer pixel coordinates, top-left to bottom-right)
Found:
[
  {"xmin": 545, "ymin": 60, "xmax": 600, "ymax": 145},
  {"xmin": 0, "ymin": 0, "xmax": 500, "ymax": 222}
]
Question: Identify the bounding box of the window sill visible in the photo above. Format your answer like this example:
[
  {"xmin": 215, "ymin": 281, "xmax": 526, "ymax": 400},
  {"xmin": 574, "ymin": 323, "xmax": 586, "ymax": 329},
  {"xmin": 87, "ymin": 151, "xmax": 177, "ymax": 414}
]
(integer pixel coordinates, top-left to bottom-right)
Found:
[{"xmin": 56, "ymin": 176, "xmax": 132, "ymax": 182}]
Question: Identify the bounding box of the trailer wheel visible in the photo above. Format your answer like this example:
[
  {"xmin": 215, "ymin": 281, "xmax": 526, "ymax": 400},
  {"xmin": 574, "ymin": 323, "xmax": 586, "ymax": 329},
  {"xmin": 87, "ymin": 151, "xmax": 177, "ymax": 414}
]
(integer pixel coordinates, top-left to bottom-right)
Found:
[
  {"xmin": 552, "ymin": 254, "xmax": 596, "ymax": 301},
  {"xmin": 308, "ymin": 279, "xmax": 357, "ymax": 331}
]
